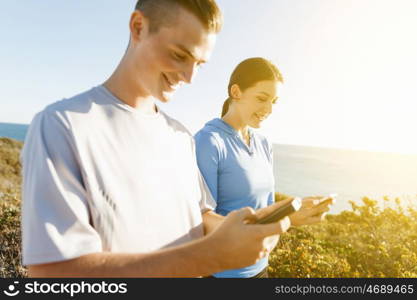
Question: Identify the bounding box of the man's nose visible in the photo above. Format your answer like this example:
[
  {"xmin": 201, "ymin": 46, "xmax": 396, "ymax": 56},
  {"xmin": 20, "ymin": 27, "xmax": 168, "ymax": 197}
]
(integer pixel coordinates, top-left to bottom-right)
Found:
[
  {"xmin": 265, "ymin": 100, "xmax": 273, "ymax": 114},
  {"xmin": 179, "ymin": 62, "xmax": 198, "ymax": 84}
]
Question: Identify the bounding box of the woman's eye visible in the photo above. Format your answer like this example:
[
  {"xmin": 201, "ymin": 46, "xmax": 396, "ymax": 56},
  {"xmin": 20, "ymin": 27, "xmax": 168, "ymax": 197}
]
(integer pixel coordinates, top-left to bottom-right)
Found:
[{"xmin": 257, "ymin": 97, "xmax": 267, "ymax": 102}]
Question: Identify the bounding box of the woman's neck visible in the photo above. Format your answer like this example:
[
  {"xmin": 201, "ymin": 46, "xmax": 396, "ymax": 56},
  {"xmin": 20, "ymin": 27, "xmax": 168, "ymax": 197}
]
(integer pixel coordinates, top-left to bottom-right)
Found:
[{"xmin": 222, "ymin": 113, "xmax": 250, "ymax": 142}]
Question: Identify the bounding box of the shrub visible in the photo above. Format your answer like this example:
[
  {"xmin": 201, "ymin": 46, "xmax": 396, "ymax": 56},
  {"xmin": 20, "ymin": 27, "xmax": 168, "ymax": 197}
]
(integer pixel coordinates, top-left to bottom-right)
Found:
[
  {"xmin": 0, "ymin": 138, "xmax": 26, "ymax": 277},
  {"xmin": 1, "ymin": 138, "xmax": 416, "ymax": 278},
  {"xmin": 269, "ymin": 195, "xmax": 417, "ymax": 278}
]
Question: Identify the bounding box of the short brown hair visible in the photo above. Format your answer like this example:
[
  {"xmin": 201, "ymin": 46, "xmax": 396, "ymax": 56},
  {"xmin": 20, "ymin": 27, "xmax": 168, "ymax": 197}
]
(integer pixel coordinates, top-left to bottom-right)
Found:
[{"xmin": 135, "ymin": 0, "xmax": 223, "ymax": 34}]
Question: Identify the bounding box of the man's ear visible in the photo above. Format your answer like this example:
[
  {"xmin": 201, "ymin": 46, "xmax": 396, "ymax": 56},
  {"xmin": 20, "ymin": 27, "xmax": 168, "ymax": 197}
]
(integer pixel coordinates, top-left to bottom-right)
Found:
[
  {"xmin": 230, "ymin": 84, "xmax": 242, "ymax": 100},
  {"xmin": 129, "ymin": 10, "xmax": 148, "ymax": 43}
]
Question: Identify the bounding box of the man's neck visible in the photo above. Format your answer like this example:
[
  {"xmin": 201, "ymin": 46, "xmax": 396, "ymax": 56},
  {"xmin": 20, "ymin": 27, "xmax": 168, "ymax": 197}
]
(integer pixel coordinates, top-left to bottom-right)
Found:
[{"xmin": 103, "ymin": 60, "xmax": 157, "ymax": 115}]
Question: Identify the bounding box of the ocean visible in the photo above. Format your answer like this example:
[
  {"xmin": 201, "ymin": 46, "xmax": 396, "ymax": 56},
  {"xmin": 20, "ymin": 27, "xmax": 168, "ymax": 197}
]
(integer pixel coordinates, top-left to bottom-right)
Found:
[
  {"xmin": 274, "ymin": 144, "xmax": 417, "ymax": 213},
  {"xmin": 0, "ymin": 122, "xmax": 29, "ymax": 142},
  {"xmin": 1, "ymin": 122, "xmax": 416, "ymax": 213}
]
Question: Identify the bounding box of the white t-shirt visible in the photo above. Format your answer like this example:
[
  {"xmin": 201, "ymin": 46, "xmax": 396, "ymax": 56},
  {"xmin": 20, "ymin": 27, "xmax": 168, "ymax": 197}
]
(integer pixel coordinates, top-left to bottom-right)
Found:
[{"xmin": 21, "ymin": 85, "xmax": 216, "ymax": 266}]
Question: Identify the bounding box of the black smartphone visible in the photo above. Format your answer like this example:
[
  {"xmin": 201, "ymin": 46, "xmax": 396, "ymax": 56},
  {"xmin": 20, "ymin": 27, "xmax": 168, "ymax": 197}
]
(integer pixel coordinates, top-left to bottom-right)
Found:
[{"xmin": 256, "ymin": 197, "xmax": 302, "ymax": 224}]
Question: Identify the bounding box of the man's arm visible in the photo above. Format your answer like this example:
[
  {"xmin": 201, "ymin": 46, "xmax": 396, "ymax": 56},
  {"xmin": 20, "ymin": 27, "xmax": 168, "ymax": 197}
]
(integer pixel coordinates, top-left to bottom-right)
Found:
[
  {"xmin": 29, "ymin": 207, "xmax": 291, "ymax": 278},
  {"xmin": 28, "ymin": 237, "xmax": 220, "ymax": 278}
]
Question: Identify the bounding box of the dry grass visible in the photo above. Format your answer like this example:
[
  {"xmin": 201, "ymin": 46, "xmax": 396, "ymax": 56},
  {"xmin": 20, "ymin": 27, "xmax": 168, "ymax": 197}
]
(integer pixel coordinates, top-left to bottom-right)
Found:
[
  {"xmin": 1, "ymin": 137, "xmax": 416, "ymax": 278},
  {"xmin": 0, "ymin": 138, "xmax": 27, "ymax": 277}
]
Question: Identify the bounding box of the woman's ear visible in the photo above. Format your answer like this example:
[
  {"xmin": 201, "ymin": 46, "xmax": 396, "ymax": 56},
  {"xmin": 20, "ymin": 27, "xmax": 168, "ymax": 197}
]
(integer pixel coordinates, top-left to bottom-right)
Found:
[{"xmin": 230, "ymin": 84, "xmax": 242, "ymax": 100}]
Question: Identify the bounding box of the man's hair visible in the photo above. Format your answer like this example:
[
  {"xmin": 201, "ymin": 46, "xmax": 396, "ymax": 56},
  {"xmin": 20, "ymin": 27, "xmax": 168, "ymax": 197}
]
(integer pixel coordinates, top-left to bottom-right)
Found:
[{"xmin": 135, "ymin": 0, "xmax": 223, "ymax": 34}]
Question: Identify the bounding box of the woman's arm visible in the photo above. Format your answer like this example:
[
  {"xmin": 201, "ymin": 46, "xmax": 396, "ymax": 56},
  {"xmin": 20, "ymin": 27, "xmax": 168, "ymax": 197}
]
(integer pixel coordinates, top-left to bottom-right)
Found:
[
  {"xmin": 195, "ymin": 131, "xmax": 222, "ymax": 236},
  {"xmin": 194, "ymin": 132, "xmax": 221, "ymax": 202},
  {"xmin": 202, "ymin": 210, "xmax": 225, "ymax": 235}
]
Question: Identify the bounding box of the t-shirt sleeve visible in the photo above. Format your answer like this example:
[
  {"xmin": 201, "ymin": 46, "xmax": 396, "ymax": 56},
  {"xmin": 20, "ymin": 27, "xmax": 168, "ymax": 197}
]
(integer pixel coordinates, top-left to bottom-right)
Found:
[
  {"xmin": 261, "ymin": 136, "xmax": 275, "ymax": 206},
  {"xmin": 194, "ymin": 131, "xmax": 220, "ymax": 206},
  {"xmin": 264, "ymin": 136, "xmax": 273, "ymax": 165},
  {"xmin": 196, "ymin": 168, "xmax": 217, "ymax": 213},
  {"xmin": 21, "ymin": 108, "xmax": 102, "ymax": 266},
  {"xmin": 268, "ymin": 139, "xmax": 275, "ymax": 205}
]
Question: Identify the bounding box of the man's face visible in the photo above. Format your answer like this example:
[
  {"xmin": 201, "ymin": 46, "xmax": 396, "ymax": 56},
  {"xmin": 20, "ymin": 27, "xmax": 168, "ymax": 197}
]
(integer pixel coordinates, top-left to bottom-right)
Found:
[{"xmin": 129, "ymin": 8, "xmax": 217, "ymax": 102}]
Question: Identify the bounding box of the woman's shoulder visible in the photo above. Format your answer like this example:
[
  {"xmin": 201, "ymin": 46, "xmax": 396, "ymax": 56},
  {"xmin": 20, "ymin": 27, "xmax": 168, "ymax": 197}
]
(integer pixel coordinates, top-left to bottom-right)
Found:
[
  {"xmin": 195, "ymin": 128, "xmax": 221, "ymax": 149},
  {"xmin": 195, "ymin": 119, "xmax": 225, "ymax": 142},
  {"xmin": 195, "ymin": 119, "xmax": 230, "ymax": 153}
]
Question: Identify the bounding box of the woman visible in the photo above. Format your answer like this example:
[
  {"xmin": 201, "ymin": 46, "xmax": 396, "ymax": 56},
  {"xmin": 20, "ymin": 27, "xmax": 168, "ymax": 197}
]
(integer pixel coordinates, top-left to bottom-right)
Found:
[
  {"xmin": 194, "ymin": 57, "xmax": 283, "ymax": 278},
  {"xmin": 195, "ymin": 57, "xmax": 333, "ymax": 278}
]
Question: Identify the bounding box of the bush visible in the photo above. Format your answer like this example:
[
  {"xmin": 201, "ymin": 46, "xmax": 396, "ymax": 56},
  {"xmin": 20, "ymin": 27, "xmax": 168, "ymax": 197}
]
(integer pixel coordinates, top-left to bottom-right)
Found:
[
  {"xmin": 268, "ymin": 195, "xmax": 417, "ymax": 277},
  {"xmin": 0, "ymin": 138, "xmax": 22, "ymax": 194},
  {"xmin": 1, "ymin": 137, "xmax": 416, "ymax": 278},
  {"xmin": 0, "ymin": 138, "xmax": 26, "ymax": 277},
  {"xmin": 0, "ymin": 192, "xmax": 26, "ymax": 277}
]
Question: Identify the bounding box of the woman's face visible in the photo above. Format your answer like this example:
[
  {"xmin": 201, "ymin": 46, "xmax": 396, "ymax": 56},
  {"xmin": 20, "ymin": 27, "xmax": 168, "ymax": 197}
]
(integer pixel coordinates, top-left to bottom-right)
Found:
[{"xmin": 233, "ymin": 80, "xmax": 281, "ymax": 128}]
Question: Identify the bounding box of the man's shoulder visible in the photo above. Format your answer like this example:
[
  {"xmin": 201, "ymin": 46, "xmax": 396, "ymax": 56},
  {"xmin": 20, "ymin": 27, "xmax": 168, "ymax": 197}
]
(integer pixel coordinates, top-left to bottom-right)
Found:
[
  {"xmin": 43, "ymin": 87, "xmax": 98, "ymax": 117},
  {"xmin": 159, "ymin": 110, "xmax": 193, "ymax": 137},
  {"xmin": 22, "ymin": 89, "xmax": 100, "ymax": 157},
  {"xmin": 33, "ymin": 86, "xmax": 104, "ymax": 131}
]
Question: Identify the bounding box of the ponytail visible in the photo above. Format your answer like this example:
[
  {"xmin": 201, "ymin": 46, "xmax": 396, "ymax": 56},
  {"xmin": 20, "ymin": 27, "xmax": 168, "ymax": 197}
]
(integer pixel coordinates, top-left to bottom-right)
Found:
[{"xmin": 221, "ymin": 97, "xmax": 231, "ymax": 117}]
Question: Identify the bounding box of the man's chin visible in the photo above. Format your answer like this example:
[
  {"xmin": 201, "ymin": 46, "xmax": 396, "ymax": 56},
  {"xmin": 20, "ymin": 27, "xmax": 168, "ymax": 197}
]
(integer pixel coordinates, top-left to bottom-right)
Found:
[{"xmin": 157, "ymin": 91, "xmax": 175, "ymax": 103}]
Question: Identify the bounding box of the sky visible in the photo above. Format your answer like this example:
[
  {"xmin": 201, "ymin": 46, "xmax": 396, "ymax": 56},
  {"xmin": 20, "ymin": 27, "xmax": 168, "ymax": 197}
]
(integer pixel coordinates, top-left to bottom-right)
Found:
[{"xmin": 1, "ymin": 0, "xmax": 417, "ymax": 154}]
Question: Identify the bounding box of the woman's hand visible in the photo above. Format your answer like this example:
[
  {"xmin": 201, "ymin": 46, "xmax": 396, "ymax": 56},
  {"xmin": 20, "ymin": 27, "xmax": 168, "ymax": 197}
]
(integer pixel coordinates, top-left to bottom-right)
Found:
[{"xmin": 289, "ymin": 196, "xmax": 335, "ymax": 226}]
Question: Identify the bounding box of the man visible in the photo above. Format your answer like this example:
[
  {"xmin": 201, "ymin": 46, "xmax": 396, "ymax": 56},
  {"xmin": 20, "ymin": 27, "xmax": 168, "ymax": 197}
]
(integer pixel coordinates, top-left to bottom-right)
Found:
[{"xmin": 21, "ymin": 0, "xmax": 330, "ymax": 277}]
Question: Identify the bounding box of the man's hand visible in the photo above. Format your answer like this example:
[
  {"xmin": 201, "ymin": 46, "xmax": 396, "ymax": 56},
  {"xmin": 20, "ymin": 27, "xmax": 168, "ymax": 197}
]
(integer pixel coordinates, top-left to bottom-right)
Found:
[
  {"xmin": 289, "ymin": 196, "xmax": 335, "ymax": 226},
  {"xmin": 251, "ymin": 198, "xmax": 295, "ymax": 255},
  {"xmin": 206, "ymin": 206, "xmax": 291, "ymax": 270}
]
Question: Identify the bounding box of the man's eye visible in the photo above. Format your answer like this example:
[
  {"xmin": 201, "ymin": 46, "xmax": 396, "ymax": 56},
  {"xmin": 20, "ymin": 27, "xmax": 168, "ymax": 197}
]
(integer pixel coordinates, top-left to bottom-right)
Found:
[
  {"xmin": 257, "ymin": 97, "xmax": 267, "ymax": 102},
  {"xmin": 172, "ymin": 52, "xmax": 186, "ymax": 61}
]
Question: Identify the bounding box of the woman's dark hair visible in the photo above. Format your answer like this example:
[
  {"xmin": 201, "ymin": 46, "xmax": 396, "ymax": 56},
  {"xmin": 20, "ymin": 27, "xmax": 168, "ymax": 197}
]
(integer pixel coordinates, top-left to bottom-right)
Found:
[{"xmin": 221, "ymin": 57, "xmax": 283, "ymax": 117}]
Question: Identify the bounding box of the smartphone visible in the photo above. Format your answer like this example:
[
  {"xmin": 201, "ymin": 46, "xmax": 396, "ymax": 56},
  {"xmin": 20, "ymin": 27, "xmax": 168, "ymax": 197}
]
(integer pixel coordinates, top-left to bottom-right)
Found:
[
  {"xmin": 318, "ymin": 193, "xmax": 338, "ymax": 205},
  {"xmin": 312, "ymin": 194, "xmax": 337, "ymax": 217},
  {"xmin": 256, "ymin": 197, "xmax": 302, "ymax": 224}
]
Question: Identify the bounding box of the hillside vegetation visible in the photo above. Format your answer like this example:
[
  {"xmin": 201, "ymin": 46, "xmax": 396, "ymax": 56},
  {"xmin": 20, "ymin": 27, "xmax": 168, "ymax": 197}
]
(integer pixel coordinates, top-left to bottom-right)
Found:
[
  {"xmin": 0, "ymin": 138, "xmax": 25, "ymax": 277},
  {"xmin": 1, "ymin": 137, "xmax": 416, "ymax": 278}
]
